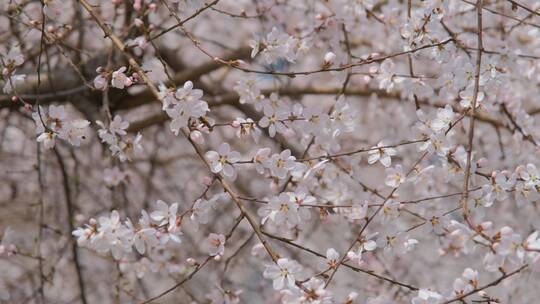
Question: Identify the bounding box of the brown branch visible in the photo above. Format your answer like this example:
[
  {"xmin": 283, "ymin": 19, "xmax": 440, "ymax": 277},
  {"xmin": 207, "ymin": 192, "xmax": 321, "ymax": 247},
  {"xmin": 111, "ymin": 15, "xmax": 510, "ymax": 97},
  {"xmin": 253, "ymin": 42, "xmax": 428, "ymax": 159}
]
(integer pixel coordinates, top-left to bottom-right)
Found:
[
  {"xmin": 150, "ymin": 0, "xmax": 220, "ymax": 42},
  {"xmin": 261, "ymin": 230, "xmax": 419, "ymax": 291},
  {"xmin": 53, "ymin": 148, "xmax": 88, "ymax": 304},
  {"xmin": 460, "ymin": 0, "xmax": 487, "ymax": 237}
]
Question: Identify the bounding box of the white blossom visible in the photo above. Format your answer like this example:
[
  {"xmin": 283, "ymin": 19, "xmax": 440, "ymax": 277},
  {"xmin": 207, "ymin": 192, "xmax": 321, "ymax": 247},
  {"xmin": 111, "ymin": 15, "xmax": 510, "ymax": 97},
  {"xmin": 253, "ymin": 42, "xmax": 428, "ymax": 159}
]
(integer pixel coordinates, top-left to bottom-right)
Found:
[
  {"xmin": 368, "ymin": 141, "xmax": 397, "ymax": 167},
  {"xmin": 205, "ymin": 143, "xmax": 241, "ymax": 180},
  {"xmin": 206, "ymin": 233, "xmax": 225, "ymax": 256},
  {"xmin": 412, "ymin": 289, "xmax": 443, "ymax": 304},
  {"xmin": 111, "ymin": 66, "xmax": 132, "ymax": 89},
  {"xmin": 263, "ymin": 258, "xmax": 302, "ymax": 290}
]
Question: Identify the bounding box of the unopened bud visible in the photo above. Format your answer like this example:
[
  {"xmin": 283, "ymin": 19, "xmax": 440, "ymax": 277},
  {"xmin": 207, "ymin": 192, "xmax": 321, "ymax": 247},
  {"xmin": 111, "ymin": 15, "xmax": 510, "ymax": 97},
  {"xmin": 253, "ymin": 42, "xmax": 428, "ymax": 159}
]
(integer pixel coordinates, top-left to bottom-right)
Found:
[
  {"xmin": 190, "ymin": 130, "xmax": 204, "ymax": 144},
  {"xmin": 477, "ymin": 157, "xmax": 488, "ymax": 168},
  {"xmin": 202, "ymin": 176, "xmax": 213, "ymax": 186},
  {"xmin": 323, "ymin": 52, "xmax": 336, "ymax": 66},
  {"xmin": 133, "ymin": 0, "xmax": 142, "ymax": 11}
]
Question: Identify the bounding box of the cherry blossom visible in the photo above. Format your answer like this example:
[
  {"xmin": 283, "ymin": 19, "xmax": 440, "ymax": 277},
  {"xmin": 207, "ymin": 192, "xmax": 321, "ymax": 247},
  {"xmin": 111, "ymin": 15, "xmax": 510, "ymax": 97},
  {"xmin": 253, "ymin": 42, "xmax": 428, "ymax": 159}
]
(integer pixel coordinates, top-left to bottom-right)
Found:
[
  {"xmin": 431, "ymin": 105, "xmax": 454, "ymax": 133},
  {"xmin": 377, "ymin": 231, "xmax": 418, "ymax": 256},
  {"xmin": 368, "ymin": 141, "xmax": 397, "ymax": 167},
  {"xmin": 232, "ymin": 117, "xmax": 262, "ymax": 142},
  {"xmin": 323, "ymin": 51, "xmax": 336, "ymax": 67},
  {"xmin": 4, "ymin": 0, "xmax": 540, "ymax": 302},
  {"xmin": 205, "ymin": 143, "xmax": 241, "ymax": 180},
  {"xmin": 133, "ymin": 215, "xmax": 158, "ymax": 254},
  {"xmin": 32, "ymin": 105, "xmax": 90, "ymax": 149},
  {"xmin": 259, "ymin": 102, "xmax": 289, "ymax": 137},
  {"xmin": 93, "ymin": 74, "xmax": 108, "ymax": 90},
  {"xmin": 377, "ymin": 59, "xmax": 404, "ymax": 92},
  {"xmin": 385, "ymin": 164, "xmax": 406, "ymax": 188},
  {"xmin": 206, "ymin": 233, "xmax": 225, "ymax": 256},
  {"xmin": 111, "ymin": 66, "xmax": 132, "ymax": 89},
  {"xmin": 3, "ymin": 47, "xmax": 24, "ymax": 67},
  {"xmin": 150, "ymin": 200, "xmax": 179, "ymax": 231},
  {"xmin": 412, "ymin": 289, "xmax": 443, "ymax": 304},
  {"xmin": 347, "ymin": 233, "xmax": 377, "ymax": 265},
  {"xmin": 258, "ymin": 193, "xmax": 300, "ymax": 228},
  {"xmin": 459, "ymin": 86, "xmax": 484, "ymax": 109},
  {"xmin": 97, "ymin": 117, "xmax": 143, "ymax": 161},
  {"xmin": 264, "ymin": 149, "xmax": 298, "ymax": 179},
  {"xmin": 161, "ymin": 81, "xmax": 209, "ymax": 135},
  {"xmin": 263, "ymin": 258, "xmax": 302, "ymax": 290},
  {"xmin": 190, "ymin": 196, "xmax": 218, "ymax": 231},
  {"xmin": 234, "ymin": 77, "xmax": 264, "ymax": 105},
  {"xmin": 321, "ymin": 248, "xmax": 340, "ymax": 270}
]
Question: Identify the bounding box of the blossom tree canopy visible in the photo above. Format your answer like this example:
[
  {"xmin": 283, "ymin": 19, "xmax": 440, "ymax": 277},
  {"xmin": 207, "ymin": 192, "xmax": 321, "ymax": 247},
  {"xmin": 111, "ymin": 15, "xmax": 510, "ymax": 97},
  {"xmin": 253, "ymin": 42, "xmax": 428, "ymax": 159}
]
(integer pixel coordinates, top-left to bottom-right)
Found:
[{"xmin": 2, "ymin": 0, "xmax": 540, "ymax": 303}]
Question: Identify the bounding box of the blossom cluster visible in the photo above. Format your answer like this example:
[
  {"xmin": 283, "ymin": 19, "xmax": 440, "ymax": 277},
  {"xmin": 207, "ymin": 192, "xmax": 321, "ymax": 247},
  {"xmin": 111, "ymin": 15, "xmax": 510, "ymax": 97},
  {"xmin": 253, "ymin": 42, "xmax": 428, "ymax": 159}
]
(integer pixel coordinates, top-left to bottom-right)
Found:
[
  {"xmin": 96, "ymin": 115, "xmax": 143, "ymax": 162},
  {"xmin": 160, "ymin": 81, "xmax": 210, "ymax": 135},
  {"xmin": 72, "ymin": 195, "xmax": 228, "ymax": 278},
  {"xmin": 32, "ymin": 105, "xmax": 90, "ymax": 149},
  {"xmin": 4, "ymin": 0, "xmax": 540, "ymax": 303}
]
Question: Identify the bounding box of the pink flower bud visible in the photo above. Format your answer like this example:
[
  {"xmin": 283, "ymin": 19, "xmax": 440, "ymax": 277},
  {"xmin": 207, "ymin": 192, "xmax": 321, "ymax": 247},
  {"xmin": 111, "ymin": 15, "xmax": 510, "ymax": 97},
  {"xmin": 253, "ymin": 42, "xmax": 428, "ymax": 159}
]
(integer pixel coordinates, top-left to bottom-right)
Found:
[
  {"xmin": 477, "ymin": 157, "xmax": 488, "ymax": 168},
  {"xmin": 202, "ymin": 176, "xmax": 213, "ymax": 186},
  {"xmin": 133, "ymin": 0, "xmax": 142, "ymax": 11},
  {"xmin": 190, "ymin": 130, "xmax": 204, "ymax": 144}
]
